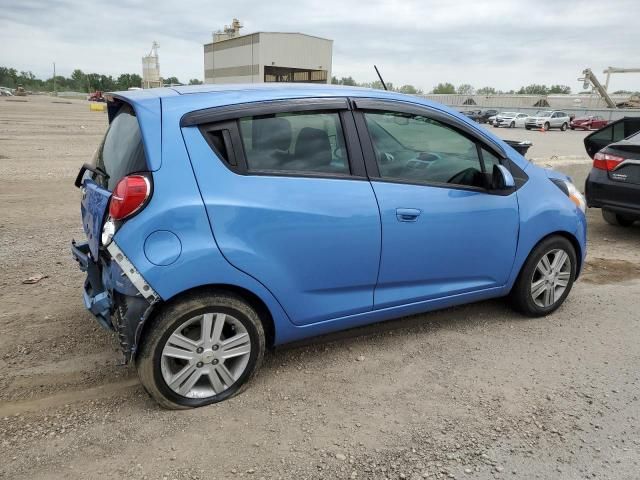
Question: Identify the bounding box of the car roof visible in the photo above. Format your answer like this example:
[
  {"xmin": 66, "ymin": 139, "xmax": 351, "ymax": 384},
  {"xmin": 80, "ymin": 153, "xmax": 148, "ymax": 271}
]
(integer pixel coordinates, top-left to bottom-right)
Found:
[{"xmin": 111, "ymin": 83, "xmax": 428, "ymax": 104}]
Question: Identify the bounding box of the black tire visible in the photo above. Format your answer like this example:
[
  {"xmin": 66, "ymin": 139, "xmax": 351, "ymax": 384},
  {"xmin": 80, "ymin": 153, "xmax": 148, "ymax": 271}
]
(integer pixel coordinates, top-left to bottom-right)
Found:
[
  {"xmin": 560, "ymin": 122, "xmax": 568, "ymax": 131},
  {"xmin": 570, "ymin": 126, "xmax": 575, "ymax": 130},
  {"xmin": 602, "ymin": 209, "xmax": 635, "ymax": 227},
  {"xmin": 136, "ymin": 291, "xmax": 266, "ymax": 409},
  {"xmin": 510, "ymin": 236, "xmax": 577, "ymax": 317},
  {"xmin": 543, "ymin": 122, "xmax": 550, "ymax": 131},
  {"xmin": 525, "ymin": 126, "xmax": 531, "ymax": 130},
  {"xmin": 510, "ymin": 121, "xmax": 515, "ymax": 128}
]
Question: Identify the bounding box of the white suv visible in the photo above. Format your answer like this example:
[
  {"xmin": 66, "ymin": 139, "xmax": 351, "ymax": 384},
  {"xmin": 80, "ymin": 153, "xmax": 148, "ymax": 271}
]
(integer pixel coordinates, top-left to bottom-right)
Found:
[{"xmin": 525, "ymin": 110, "xmax": 570, "ymax": 131}]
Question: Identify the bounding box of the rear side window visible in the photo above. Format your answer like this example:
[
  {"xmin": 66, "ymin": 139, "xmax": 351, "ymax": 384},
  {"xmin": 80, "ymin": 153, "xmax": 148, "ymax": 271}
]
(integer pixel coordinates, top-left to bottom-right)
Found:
[
  {"xmin": 93, "ymin": 104, "xmax": 147, "ymax": 190},
  {"xmin": 238, "ymin": 112, "xmax": 349, "ymax": 174}
]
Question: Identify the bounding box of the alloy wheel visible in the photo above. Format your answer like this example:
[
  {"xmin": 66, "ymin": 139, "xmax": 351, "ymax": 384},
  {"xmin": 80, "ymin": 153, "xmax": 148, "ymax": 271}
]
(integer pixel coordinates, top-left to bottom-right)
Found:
[
  {"xmin": 530, "ymin": 249, "xmax": 571, "ymax": 308},
  {"xmin": 160, "ymin": 312, "xmax": 252, "ymax": 398}
]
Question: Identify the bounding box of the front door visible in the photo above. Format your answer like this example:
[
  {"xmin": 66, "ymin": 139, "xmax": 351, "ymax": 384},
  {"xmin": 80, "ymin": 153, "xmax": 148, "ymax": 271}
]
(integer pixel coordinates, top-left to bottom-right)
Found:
[{"xmin": 354, "ymin": 103, "xmax": 520, "ymax": 309}]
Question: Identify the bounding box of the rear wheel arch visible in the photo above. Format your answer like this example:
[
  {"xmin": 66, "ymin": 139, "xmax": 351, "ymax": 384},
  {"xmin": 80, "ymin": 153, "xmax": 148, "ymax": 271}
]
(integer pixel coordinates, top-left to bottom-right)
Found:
[{"xmin": 135, "ymin": 284, "xmax": 276, "ymax": 359}]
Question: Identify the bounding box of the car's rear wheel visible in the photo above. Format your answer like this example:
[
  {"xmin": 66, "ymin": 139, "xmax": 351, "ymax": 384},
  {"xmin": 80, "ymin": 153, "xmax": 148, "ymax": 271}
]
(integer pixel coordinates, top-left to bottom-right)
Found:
[
  {"xmin": 510, "ymin": 236, "xmax": 577, "ymax": 317},
  {"xmin": 560, "ymin": 122, "xmax": 568, "ymax": 131},
  {"xmin": 137, "ymin": 291, "xmax": 265, "ymax": 409},
  {"xmin": 602, "ymin": 209, "xmax": 636, "ymax": 227}
]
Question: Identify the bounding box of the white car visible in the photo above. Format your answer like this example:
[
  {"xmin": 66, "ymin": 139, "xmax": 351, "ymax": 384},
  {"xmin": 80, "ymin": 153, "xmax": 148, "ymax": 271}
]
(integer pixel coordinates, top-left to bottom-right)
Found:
[
  {"xmin": 525, "ymin": 110, "xmax": 571, "ymax": 131},
  {"xmin": 493, "ymin": 112, "xmax": 528, "ymax": 128}
]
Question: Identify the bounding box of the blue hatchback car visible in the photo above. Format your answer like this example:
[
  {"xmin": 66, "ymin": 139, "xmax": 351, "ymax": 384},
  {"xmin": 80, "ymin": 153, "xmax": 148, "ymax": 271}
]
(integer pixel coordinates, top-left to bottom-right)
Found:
[{"xmin": 72, "ymin": 84, "xmax": 587, "ymax": 408}]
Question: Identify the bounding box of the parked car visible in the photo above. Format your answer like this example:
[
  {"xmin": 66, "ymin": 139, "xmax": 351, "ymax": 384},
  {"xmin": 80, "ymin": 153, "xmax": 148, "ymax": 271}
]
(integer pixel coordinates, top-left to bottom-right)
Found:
[
  {"xmin": 72, "ymin": 85, "xmax": 587, "ymax": 408},
  {"xmin": 460, "ymin": 109, "xmax": 482, "ymax": 122},
  {"xmin": 525, "ymin": 110, "xmax": 570, "ymax": 131},
  {"xmin": 494, "ymin": 112, "xmax": 529, "ymax": 128},
  {"xmin": 584, "ymin": 117, "xmax": 640, "ymax": 226},
  {"xmin": 479, "ymin": 109, "xmax": 498, "ymax": 123},
  {"xmin": 487, "ymin": 114, "xmax": 498, "ymax": 125},
  {"xmin": 0, "ymin": 86, "xmax": 13, "ymax": 96},
  {"xmin": 570, "ymin": 115, "xmax": 608, "ymax": 131}
]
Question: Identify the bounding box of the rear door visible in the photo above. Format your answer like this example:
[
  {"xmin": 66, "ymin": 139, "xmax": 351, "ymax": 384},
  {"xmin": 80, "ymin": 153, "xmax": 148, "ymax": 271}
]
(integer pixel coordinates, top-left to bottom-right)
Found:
[
  {"xmin": 181, "ymin": 99, "xmax": 381, "ymax": 326},
  {"xmin": 352, "ymin": 99, "xmax": 519, "ymax": 309}
]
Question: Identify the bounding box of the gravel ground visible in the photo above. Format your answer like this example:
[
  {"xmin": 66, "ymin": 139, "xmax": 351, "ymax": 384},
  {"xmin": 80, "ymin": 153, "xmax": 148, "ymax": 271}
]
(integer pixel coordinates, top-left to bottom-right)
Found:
[{"xmin": 1, "ymin": 95, "xmax": 639, "ymax": 480}]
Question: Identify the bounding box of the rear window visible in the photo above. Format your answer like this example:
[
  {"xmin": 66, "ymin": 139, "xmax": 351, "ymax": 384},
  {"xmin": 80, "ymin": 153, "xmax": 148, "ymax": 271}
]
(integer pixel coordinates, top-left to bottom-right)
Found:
[{"xmin": 92, "ymin": 104, "xmax": 147, "ymax": 190}]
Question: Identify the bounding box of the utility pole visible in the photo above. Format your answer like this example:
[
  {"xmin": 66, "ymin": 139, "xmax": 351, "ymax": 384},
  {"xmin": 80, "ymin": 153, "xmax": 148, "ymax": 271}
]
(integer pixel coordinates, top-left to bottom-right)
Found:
[{"xmin": 53, "ymin": 62, "xmax": 57, "ymax": 96}]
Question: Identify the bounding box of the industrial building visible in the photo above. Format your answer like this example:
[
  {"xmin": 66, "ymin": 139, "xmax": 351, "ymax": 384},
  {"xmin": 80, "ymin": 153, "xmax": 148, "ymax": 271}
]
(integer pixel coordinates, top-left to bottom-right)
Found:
[
  {"xmin": 204, "ymin": 19, "xmax": 332, "ymax": 84},
  {"xmin": 142, "ymin": 41, "xmax": 162, "ymax": 89}
]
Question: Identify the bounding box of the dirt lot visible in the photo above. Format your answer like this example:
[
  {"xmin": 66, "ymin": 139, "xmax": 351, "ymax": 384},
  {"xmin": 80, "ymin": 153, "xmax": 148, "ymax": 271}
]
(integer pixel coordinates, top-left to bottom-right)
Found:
[{"xmin": 1, "ymin": 96, "xmax": 639, "ymax": 480}]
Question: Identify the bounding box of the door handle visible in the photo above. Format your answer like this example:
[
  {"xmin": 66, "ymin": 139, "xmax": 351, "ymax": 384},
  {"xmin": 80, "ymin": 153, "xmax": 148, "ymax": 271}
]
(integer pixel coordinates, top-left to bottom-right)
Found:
[{"xmin": 396, "ymin": 208, "xmax": 421, "ymax": 222}]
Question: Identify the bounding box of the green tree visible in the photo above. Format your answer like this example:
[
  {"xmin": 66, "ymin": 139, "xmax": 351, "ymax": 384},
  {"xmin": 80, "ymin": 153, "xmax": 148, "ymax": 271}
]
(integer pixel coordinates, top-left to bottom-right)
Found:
[
  {"xmin": 457, "ymin": 83, "xmax": 475, "ymax": 95},
  {"xmin": 432, "ymin": 82, "xmax": 456, "ymax": 94},
  {"xmin": 398, "ymin": 84, "xmax": 423, "ymax": 94},
  {"xmin": 517, "ymin": 84, "xmax": 549, "ymax": 95},
  {"xmin": 477, "ymin": 86, "xmax": 497, "ymax": 95},
  {"xmin": 548, "ymin": 84, "xmax": 571, "ymax": 94},
  {"xmin": 188, "ymin": 78, "xmax": 203, "ymax": 85},
  {"xmin": 70, "ymin": 69, "xmax": 86, "ymax": 91},
  {"xmin": 0, "ymin": 67, "xmax": 18, "ymax": 87},
  {"xmin": 164, "ymin": 76, "xmax": 181, "ymax": 85},
  {"xmin": 115, "ymin": 73, "xmax": 142, "ymax": 90}
]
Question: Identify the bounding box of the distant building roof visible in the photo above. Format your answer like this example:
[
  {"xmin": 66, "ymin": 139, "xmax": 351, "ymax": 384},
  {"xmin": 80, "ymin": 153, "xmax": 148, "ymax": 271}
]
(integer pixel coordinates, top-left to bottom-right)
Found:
[{"xmin": 204, "ymin": 31, "xmax": 332, "ymax": 48}]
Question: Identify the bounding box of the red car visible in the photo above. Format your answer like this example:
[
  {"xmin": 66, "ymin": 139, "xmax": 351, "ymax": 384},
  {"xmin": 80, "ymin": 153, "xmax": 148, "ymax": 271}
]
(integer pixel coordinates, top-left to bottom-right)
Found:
[{"xmin": 570, "ymin": 115, "xmax": 608, "ymax": 131}]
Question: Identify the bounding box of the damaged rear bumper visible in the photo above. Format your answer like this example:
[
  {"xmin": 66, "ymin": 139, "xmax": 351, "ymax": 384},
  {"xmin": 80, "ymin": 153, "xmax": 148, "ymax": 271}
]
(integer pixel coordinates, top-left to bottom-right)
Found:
[{"xmin": 71, "ymin": 239, "xmax": 160, "ymax": 362}]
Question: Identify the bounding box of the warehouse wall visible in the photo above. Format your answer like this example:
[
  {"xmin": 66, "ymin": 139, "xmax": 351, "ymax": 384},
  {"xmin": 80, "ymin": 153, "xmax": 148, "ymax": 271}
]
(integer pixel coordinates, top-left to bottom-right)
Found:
[
  {"xmin": 258, "ymin": 33, "xmax": 332, "ymax": 83},
  {"xmin": 204, "ymin": 32, "xmax": 333, "ymax": 84},
  {"xmin": 204, "ymin": 33, "xmax": 260, "ymax": 83}
]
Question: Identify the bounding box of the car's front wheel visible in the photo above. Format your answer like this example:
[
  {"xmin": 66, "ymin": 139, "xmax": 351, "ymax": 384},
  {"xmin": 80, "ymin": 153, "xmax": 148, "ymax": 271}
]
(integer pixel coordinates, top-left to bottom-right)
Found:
[
  {"xmin": 602, "ymin": 209, "xmax": 636, "ymax": 227},
  {"xmin": 510, "ymin": 236, "xmax": 577, "ymax": 317},
  {"xmin": 137, "ymin": 291, "xmax": 266, "ymax": 409}
]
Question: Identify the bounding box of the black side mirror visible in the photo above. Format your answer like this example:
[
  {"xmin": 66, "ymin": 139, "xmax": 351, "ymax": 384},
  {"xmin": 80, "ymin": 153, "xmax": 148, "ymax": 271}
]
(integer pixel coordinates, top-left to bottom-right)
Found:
[{"xmin": 491, "ymin": 164, "xmax": 515, "ymax": 190}]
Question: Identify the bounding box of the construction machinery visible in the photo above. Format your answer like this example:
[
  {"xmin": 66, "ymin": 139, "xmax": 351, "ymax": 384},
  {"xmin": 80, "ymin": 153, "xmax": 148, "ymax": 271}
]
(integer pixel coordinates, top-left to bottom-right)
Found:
[
  {"xmin": 15, "ymin": 84, "xmax": 27, "ymax": 96},
  {"xmin": 87, "ymin": 91, "xmax": 105, "ymax": 102},
  {"xmin": 580, "ymin": 67, "xmax": 640, "ymax": 108}
]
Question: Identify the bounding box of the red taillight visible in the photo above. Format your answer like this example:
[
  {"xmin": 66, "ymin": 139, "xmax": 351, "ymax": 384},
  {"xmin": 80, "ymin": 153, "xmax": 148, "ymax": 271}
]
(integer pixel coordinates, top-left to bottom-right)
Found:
[
  {"xmin": 593, "ymin": 151, "xmax": 624, "ymax": 171},
  {"xmin": 109, "ymin": 175, "xmax": 150, "ymax": 220}
]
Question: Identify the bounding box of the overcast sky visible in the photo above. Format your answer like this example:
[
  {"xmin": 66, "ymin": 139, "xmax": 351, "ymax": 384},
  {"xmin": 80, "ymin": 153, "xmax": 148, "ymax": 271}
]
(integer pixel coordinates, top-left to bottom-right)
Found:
[{"xmin": 1, "ymin": 0, "xmax": 639, "ymax": 92}]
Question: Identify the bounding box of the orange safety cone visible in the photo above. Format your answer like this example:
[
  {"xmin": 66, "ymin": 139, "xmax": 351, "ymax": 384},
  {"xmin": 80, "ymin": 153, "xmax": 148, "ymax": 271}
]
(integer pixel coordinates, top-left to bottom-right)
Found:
[{"xmin": 539, "ymin": 125, "xmax": 545, "ymax": 132}]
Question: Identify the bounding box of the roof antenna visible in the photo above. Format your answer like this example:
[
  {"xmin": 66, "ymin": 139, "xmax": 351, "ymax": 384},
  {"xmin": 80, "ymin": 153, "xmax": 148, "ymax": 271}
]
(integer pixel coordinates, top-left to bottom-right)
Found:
[{"xmin": 374, "ymin": 65, "xmax": 388, "ymax": 91}]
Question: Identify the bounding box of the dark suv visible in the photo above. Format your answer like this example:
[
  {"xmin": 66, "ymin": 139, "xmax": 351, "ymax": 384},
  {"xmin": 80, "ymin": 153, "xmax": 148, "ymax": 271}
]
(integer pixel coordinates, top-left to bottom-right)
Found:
[{"xmin": 584, "ymin": 117, "xmax": 640, "ymax": 226}]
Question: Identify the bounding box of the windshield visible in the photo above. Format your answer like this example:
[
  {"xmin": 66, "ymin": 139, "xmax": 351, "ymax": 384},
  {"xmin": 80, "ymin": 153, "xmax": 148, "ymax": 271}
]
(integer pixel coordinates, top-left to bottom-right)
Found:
[
  {"xmin": 536, "ymin": 111, "xmax": 552, "ymax": 117},
  {"xmin": 500, "ymin": 112, "xmax": 517, "ymax": 117}
]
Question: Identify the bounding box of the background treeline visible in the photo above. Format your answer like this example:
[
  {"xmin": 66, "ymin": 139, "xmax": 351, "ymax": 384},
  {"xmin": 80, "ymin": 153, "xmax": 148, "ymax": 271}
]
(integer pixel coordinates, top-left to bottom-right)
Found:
[
  {"xmin": 0, "ymin": 67, "xmax": 202, "ymax": 92},
  {"xmin": 331, "ymin": 76, "xmax": 577, "ymax": 95},
  {"xmin": 2, "ymin": 66, "xmax": 634, "ymax": 95}
]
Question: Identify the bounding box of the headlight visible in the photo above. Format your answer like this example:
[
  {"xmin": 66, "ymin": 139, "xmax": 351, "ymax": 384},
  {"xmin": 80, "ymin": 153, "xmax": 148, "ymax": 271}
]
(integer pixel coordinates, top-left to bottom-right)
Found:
[{"xmin": 551, "ymin": 178, "xmax": 586, "ymax": 214}]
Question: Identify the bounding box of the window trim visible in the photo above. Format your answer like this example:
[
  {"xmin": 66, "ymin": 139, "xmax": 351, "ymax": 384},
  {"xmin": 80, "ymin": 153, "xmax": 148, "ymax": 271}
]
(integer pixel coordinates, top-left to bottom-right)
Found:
[{"xmin": 181, "ymin": 97, "xmax": 350, "ymax": 127}]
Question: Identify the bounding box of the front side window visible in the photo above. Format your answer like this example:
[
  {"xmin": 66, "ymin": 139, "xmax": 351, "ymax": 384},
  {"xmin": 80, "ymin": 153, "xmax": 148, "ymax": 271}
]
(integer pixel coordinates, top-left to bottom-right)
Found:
[
  {"xmin": 364, "ymin": 111, "xmax": 486, "ymax": 188},
  {"xmin": 238, "ymin": 111, "xmax": 349, "ymax": 174}
]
